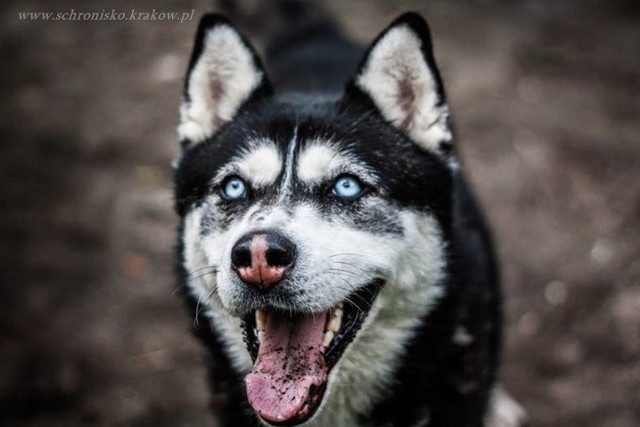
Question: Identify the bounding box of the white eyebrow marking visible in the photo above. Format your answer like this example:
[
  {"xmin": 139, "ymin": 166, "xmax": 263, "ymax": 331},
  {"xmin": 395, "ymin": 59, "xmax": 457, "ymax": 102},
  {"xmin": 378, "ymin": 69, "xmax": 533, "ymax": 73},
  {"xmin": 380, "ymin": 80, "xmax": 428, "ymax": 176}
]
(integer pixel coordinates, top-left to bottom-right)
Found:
[
  {"xmin": 237, "ymin": 143, "xmax": 282, "ymax": 186},
  {"xmin": 297, "ymin": 144, "xmax": 342, "ymax": 183},
  {"xmin": 277, "ymin": 126, "xmax": 298, "ymax": 202}
]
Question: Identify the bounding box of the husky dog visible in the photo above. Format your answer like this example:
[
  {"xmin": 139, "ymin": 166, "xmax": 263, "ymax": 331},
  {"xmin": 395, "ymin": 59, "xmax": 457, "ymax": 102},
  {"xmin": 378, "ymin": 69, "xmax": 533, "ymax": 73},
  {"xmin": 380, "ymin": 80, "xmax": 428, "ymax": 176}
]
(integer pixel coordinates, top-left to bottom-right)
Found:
[{"xmin": 174, "ymin": 4, "xmax": 526, "ymax": 426}]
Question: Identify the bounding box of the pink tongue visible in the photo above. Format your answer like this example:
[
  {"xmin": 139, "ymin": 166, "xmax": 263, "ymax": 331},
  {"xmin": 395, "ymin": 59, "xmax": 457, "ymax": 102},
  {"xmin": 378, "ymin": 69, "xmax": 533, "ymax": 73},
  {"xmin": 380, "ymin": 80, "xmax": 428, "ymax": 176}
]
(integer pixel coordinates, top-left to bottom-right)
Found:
[{"xmin": 244, "ymin": 311, "xmax": 328, "ymax": 424}]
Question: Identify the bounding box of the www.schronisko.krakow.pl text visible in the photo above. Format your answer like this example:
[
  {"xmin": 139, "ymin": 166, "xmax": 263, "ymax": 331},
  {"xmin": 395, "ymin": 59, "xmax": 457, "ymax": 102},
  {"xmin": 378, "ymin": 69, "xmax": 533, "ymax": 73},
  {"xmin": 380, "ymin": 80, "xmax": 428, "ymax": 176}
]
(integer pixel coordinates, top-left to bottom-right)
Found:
[{"xmin": 18, "ymin": 9, "xmax": 196, "ymax": 23}]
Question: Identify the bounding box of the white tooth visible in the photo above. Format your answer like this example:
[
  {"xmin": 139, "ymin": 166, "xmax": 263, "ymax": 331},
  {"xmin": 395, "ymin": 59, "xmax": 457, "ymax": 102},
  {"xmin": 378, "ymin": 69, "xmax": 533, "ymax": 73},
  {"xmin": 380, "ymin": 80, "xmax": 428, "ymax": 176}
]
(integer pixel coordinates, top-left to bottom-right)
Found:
[
  {"xmin": 256, "ymin": 309, "xmax": 267, "ymax": 331},
  {"xmin": 323, "ymin": 331, "xmax": 334, "ymax": 347},
  {"xmin": 327, "ymin": 313, "xmax": 342, "ymax": 333},
  {"xmin": 333, "ymin": 306, "xmax": 344, "ymax": 318},
  {"xmin": 258, "ymin": 330, "xmax": 265, "ymax": 344}
]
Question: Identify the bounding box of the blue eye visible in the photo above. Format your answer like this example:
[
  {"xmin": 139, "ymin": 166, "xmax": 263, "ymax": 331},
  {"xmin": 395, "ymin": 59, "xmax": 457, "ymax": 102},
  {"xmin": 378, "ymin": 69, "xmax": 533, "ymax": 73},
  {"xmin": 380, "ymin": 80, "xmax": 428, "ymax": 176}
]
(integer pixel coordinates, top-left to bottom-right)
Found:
[
  {"xmin": 333, "ymin": 175, "xmax": 363, "ymax": 199},
  {"xmin": 222, "ymin": 176, "xmax": 246, "ymax": 200}
]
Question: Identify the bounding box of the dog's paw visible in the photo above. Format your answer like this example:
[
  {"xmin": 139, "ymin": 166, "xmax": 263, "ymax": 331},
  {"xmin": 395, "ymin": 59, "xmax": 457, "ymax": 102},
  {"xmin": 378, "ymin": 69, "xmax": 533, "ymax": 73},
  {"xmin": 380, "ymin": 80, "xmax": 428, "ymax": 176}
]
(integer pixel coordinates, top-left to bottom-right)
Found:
[{"xmin": 485, "ymin": 385, "xmax": 529, "ymax": 427}]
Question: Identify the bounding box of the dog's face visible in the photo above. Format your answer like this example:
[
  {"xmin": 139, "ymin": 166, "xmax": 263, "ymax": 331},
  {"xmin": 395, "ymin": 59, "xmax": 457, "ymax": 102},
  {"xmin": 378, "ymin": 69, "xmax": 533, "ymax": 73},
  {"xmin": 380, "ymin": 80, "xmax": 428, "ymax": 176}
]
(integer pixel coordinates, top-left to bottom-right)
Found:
[{"xmin": 176, "ymin": 13, "xmax": 456, "ymax": 426}]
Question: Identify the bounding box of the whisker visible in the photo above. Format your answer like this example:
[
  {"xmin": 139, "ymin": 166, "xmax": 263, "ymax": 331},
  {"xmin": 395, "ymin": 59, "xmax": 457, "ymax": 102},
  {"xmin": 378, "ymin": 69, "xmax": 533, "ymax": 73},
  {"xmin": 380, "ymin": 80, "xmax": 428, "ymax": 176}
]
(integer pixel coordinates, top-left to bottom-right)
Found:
[
  {"xmin": 184, "ymin": 266, "xmax": 219, "ymax": 280},
  {"xmin": 194, "ymin": 287, "xmax": 217, "ymax": 325},
  {"xmin": 327, "ymin": 267, "xmax": 369, "ymax": 281},
  {"xmin": 330, "ymin": 260, "xmax": 372, "ymax": 276},
  {"xmin": 328, "ymin": 253, "xmax": 370, "ymax": 261}
]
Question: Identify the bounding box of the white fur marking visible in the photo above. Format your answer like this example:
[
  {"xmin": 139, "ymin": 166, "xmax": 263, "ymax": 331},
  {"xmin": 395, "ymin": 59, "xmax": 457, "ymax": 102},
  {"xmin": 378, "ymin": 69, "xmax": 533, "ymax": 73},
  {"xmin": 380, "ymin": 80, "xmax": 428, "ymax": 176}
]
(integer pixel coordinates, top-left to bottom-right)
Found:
[
  {"xmin": 296, "ymin": 140, "xmax": 378, "ymax": 188},
  {"xmin": 485, "ymin": 386, "xmax": 529, "ymax": 427},
  {"xmin": 237, "ymin": 143, "xmax": 282, "ymax": 186},
  {"xmin": 297, "ymin": 144, "xmax": 339, "ymax": 183},
  {"xmin": 277, "ymin": 126, "xmax": 298, "ymax": 202},
  {"xmin": 453, "ymin": 325, "xmax": 474, "ymax": 346}
]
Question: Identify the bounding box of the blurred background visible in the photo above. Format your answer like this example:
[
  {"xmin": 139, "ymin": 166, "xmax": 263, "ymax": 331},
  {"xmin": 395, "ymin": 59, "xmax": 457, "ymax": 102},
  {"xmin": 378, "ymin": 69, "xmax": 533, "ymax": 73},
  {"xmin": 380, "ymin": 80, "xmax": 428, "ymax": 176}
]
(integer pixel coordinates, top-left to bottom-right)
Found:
[{"xmin": 1, "ymin": 0, "xmax": 638, "ymax": 426}]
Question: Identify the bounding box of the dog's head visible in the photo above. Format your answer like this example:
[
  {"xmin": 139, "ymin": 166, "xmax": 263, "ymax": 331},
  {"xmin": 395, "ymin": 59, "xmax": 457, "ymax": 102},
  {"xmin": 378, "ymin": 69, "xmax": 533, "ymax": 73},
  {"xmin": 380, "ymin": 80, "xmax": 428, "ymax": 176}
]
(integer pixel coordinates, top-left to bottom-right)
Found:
[{"xmin": 175, "ymin": 12, "xmax": 455, "ymax": 425}]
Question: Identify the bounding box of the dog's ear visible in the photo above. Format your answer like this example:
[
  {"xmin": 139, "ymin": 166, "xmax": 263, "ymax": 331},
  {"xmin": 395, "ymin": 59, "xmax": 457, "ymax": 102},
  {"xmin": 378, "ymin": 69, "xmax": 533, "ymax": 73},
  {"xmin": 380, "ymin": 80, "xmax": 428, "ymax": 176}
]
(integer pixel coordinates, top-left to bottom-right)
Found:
[
  {"xmin": 345, "ymin": 12, "xmax": 453, "ymax": 159},
  {"xmin": 178, "ymin": 14, "xmax": 272, "ymax": 148}
]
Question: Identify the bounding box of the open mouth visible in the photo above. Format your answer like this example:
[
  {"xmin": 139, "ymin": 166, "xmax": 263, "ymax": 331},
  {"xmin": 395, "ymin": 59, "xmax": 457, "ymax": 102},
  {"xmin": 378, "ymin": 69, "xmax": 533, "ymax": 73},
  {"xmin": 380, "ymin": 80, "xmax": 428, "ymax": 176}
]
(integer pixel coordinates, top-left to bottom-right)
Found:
[{"xmin": 241, "ymin": 280, "xmax": 383, "ymax": 425}]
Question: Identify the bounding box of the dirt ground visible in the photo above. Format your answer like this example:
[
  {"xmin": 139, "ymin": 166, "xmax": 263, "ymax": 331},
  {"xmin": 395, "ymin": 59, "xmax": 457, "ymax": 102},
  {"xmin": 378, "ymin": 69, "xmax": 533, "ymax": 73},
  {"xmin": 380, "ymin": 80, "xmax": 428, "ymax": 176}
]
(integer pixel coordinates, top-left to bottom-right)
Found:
[{"xmin": 1, "ymin": 0, "xmax": 638, "ymax": 426}]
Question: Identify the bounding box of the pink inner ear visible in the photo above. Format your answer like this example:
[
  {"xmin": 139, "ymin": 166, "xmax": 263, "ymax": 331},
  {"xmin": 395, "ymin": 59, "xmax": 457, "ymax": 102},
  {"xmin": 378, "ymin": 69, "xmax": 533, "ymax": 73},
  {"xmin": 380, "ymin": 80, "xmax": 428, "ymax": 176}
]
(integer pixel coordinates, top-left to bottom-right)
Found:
[
  {"xmin": 396, "ymin": 70, "xmax": 420, "ymax": 130},
  {"xmin": 205, "ymin": 73, "xmax": 226, "ymax": 128}
]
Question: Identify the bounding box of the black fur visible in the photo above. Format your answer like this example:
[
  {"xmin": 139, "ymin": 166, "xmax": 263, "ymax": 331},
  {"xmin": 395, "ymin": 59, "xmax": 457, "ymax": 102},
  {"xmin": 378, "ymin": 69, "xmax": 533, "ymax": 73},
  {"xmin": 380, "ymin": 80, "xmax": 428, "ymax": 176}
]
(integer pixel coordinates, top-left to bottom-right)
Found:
[{"xmin": 174, "ymin": 5, "xmax": 501, "ymax": 427}]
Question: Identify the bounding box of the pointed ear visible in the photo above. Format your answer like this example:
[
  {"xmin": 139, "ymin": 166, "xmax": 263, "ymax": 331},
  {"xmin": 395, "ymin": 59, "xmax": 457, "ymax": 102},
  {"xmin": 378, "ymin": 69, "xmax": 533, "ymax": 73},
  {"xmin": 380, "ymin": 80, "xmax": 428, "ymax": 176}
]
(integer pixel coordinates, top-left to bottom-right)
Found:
[
  {"xmin": 178, "ymin": 14, "xmax": 272, "ymax": 148},
  {"xmin": 346, "ymin": 12, "xmax": 453, "ymax": 158}
]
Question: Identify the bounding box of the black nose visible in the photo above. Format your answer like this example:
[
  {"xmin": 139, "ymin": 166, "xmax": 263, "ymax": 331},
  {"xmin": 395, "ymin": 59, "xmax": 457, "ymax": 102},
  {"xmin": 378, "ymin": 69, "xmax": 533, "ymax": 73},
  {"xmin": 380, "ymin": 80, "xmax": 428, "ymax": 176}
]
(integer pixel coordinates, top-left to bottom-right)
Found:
[
  {"xmin": 264, "ymin": 234, "xmax": 296, "ymax": 267},
  {"xmin": 231, "ymin": 231, "xmax": 296, "ymax": 289},
  {"xmin": 231, "ymin": 237, "xmax": 253, "ymax": 268}
]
